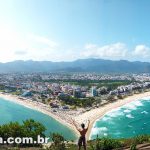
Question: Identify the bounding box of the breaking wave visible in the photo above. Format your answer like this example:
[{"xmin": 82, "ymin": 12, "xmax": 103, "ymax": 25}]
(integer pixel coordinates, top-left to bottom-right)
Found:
[{"xmin": 90, "ymin": 98, "xmax": 150, "ymax": 140}]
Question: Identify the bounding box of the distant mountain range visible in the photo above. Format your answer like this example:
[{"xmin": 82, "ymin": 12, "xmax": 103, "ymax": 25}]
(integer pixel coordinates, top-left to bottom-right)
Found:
[{"xmin": 0, "ymin": 58, "xmax": 150, "ymax": 73}]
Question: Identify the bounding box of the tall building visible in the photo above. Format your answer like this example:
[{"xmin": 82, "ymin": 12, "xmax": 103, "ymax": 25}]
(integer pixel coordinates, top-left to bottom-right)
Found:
[
  {"xmin": 91, "ymin": 86, "xmax": 97, "ymax": 97},
  {"xmin": 73, "ymin": 89, "xmax": 81, "ymax": 98}
]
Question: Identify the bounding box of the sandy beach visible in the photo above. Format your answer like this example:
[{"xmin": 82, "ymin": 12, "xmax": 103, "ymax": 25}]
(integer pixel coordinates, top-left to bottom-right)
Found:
[
  {"xmin": 1, "ymin": 91, "xmax": 150, "ymax": 140},
  {"xmin": 74, "ymin": 91, "xmax": 150, "ymax": 140},
  {"xmin": 0, "ymin": 92, "xmax": 79, "ymax": 137}
]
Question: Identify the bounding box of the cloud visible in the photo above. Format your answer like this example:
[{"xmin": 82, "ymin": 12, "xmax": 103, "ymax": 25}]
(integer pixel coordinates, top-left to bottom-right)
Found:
[
  {"xmin": 81, "ymin": 43, "xmax": 150, "ymax": 61},
  {"xmin": 0, "ymin": 23, "xmax": 150, "ymax": 62},
  {"xmin": 0, "ymin": 24, "xmax": 59, "ymax": 62},
  {"xmin": 84, "ymin": 43, "xmax": 97, "ymax": 49},
  {"xmin": 0, "ymin": 24, "xmax": 28, "ymax": 62},
  {"xmin": 132, "ymin": 45, "xmax": 150, "ymax": 58},
  {"xmin": 15, "ymin": 50, "xmax": 27, "ymax": 55},
  {"xmin": 28, "ymin": 34, "xmax": 58, "ymax": 48},
  {"xmin": 22, "ymin": 34, "xmax": 59, "ymax": 61},
  {"xmin": 81, "ymin": 43, "xmax": 127, "ymax": 59}
]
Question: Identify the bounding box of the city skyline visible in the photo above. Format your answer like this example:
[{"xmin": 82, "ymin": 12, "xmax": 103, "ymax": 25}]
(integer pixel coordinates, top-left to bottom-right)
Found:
[{"xmin": 0, "ymin": 0, "xmax": 150, "ymax": 62}]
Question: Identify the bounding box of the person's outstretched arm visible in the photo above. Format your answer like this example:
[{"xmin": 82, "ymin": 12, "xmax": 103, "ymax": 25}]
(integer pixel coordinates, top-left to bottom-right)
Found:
[
  {"xmin": 86, "ymin": 120, "xmax": 90, "ymax": 130},
  {"xmin": 71, "ymin": 119, "xmax": 80, "ymax": 132}
]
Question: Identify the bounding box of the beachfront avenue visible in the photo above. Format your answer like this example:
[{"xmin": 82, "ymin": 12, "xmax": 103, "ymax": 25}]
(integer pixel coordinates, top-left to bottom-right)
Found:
[{"xmin": 0, "ymin": 135, "xmax": 49, "ymax": 144}]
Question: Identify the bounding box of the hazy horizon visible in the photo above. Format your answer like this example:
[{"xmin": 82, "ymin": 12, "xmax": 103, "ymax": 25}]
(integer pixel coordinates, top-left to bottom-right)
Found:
[{"xmin": 1, "ymin": 58, "xmax": 150, "ymax": 64}]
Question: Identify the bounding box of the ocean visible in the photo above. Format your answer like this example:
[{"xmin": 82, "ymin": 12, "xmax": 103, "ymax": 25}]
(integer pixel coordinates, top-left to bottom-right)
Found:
[
  {"xmin": 90, "ymin": 97, "xmax": 150, "ymax": 139},
  {"xmin": 0, "ymin": 97, "xmax": 77, "ymax": 140}
]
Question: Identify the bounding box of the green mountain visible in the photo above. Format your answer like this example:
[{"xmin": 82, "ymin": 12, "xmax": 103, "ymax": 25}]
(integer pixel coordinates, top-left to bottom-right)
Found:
[{"xmin": 0, "ymin": 59, "xmax": 150, "ymax": 73}]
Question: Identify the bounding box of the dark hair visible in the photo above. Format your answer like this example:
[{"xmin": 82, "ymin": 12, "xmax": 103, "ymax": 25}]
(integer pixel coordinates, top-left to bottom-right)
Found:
[{"xmin": 81, "ymin": 123, "xmax": 85, "ymax": 129}]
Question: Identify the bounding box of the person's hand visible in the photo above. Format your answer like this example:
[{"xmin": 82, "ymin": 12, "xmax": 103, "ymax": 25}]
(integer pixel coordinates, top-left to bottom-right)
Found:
[{"xmin": 70, "ymin": 118, "xmax": 75, "ymax": 124}]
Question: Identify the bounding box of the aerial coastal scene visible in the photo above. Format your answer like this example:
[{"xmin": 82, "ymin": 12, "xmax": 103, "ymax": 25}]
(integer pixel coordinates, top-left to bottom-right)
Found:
[
  {"xmin": 1, "ymin": 0, "xmax": 150, "ymax": 149},
  {"xmin": 1, "ymin": 71, "xmax": 150, "ymax": 149}
]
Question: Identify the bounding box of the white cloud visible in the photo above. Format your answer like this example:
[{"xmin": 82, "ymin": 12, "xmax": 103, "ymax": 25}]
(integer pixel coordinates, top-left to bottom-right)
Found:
[
  {"xmin": 81, "ymin": 43, "xmax": 127, "ymax": 59},
  {"xmin": 28, "ymin": 34, "xmax": 58, "ymax": 48},
  {"xmin": 15, "ymin": 50, "xmax": 27, "ymax": 55},
  {"xmin": 22, "ymin": 34, "xmax": 59, "ymax": 61},
  {"xmin": 0, "ymin": 23, "xmax": 150, "ymax": 62},
  {"xmin": 81, "ymin": 43, "xmax": 150, "ymax": 61},
  {"xmin": 84, "ymin": 43, "xmax": 97, "ymax": 49},
  {"xmin": 0, "ymin": 24, "xmax": 59, "ymax": 62},
  {"xmin": 132, "ymin": 45, "xmax": 150, "ymax": 58},
  {"xmin": 0, "ymin": 24, "xmax": 27, "ymax": 62}
]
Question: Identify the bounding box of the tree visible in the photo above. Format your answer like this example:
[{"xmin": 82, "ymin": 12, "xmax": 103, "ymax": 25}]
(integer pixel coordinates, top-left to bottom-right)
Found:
[
  {"xmin": 48, "ymin": 133, "xmax": 66, "ymax": 150},
  {"xmin": 0, "ymin": 120, "xmax": 46, "ymax": 147},
  {"xmin": 23, "ymin": 119, "xmax": 46, "ymax": 141}
]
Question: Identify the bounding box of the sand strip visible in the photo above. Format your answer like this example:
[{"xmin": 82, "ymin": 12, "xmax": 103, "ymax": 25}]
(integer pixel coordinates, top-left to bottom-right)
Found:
[{"xmin": 1, "ymin": 91, "xmax": 150, "ymax": 140}]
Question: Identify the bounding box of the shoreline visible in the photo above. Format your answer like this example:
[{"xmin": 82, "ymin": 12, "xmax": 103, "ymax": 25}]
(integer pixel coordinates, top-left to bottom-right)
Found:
[
  {"xmin": 1, "ymin": 91, "xmax": 150, "ymax": 140},
  {"xmin": 0, "ymin": 93, "xmax": 79, "ymax": 138},
  {"xmin": 74, "ymin": 91, "xmax": 150, "ymax": 140}
]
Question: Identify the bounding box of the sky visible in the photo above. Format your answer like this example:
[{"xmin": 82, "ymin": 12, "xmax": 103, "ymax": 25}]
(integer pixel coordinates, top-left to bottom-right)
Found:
[{"xmin": 0, "ymin": 0, "xmax": 150, "ymax": 62}]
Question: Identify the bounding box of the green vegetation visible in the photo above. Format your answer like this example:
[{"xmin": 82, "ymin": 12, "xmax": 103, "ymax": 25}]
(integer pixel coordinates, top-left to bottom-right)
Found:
[
  {"xmin": 0, "ymin": 119, "xmax": 45, "ymax": 147},
  {"xmin": 11, "ymin": 90, "xmax": 22, "ymax": 95},
  {"xmin": 46, "ymin": 134, "xmax": 150, "ymax": 150},
  {"xmin": 43, "ymin": 79, "xmax": 132, "ymax": 89},
  {"xmin": 88, "ymin": 137, "xmax": 122, "ymax": 150},
  {"xmin": 0, "ymin": 84, "xmax": 5, "ymax": 90},
  {"xmin": 96, "ymin": 80, "xmax": 132, "ymax": 90},
  {"xmin": 58, "ymin": 95, "xmax": 95, "ymax": 107},
  {"xmin": 1, "ymin": 121, "xmax": 150, "ymax": 150},
  {"xmin": 47, "ymin": 133, "xmax": 66, "ymax": 150}
]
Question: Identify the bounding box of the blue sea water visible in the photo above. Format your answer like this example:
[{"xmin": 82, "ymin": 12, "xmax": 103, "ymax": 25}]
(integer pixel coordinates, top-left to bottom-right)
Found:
[
  {"xmin": 0, "ymin": 97, "xmax": 77, "ymax": 140},
  {"xmin": 90, "ymin": 97, "xmax": 150, "ymax": 139}
]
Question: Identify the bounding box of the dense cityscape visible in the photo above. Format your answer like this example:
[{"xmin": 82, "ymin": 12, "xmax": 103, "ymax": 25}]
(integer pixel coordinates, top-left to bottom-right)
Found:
[{"xmin": 1, "ymin": 73, "xmax": 150, "ymax": 112}]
